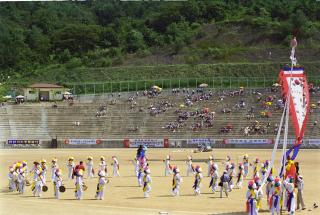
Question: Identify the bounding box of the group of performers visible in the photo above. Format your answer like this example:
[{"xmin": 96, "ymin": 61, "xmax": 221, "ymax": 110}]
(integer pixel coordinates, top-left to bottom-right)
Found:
[
  {"xmin": 7, "ymin": 150, "xmax": 307, "ymax": 213},
  {"xmin": 245, "ymin": 155, "xmax": 306, "ymax": 215},
  {"xmin": 8, "ymin": 156, "xmax": 119, "ymax": 200}
]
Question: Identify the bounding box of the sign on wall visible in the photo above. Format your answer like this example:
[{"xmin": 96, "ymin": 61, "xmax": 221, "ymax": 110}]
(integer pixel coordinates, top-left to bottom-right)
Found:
[
  {"xmin": 123, "ymin": 138, "xmax": 168, "ymax": 148},
  {"xmin": 188, "ymin": 138, "xmax": 215, "ymax": 146},
  {"xmin": 64, "ymin": 139, "xmax": 102, "ymax": 145},
  {"xmin": 7, "ymin": 140, "xmax": 40, "ymax": 145},
  {"xmin": 223, "ymin": 139, "xmax": 273, "ymax": 145}
]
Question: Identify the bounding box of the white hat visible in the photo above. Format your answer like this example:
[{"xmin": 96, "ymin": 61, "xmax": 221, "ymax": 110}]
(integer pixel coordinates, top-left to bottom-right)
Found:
[
  {"xmin": 209, "ymin": 156, "xmax": 213, "ymax": 160},
  {"xmin": 166, "ymin": 155, "xmax": 170, "ymax": 160},
  {"xmin": 9, "ymin": 167, "xmax": 14, "ymax": 172},
  {"xmin": 213, "ymin": 164, "xmax": 218, "ymax": 170},
  {"xmin": 98, "ymin": 171, "xmax": 106, "ymax": 177},
  {"xmin": 187, "ymin": 155, "xmax": 192, "ymax": 160},
  {"xmin": 298, "ymin": 175, "xmax": 303, "ymax": 179},
  {"xmin": 175, "ymin": 168, "xmax": 180, "ymax": 173}
]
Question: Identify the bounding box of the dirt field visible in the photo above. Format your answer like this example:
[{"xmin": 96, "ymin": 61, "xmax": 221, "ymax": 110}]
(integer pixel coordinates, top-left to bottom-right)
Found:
[{"xmin": 0, "ymin": 148, "xmax": 319, "ymax": 215}]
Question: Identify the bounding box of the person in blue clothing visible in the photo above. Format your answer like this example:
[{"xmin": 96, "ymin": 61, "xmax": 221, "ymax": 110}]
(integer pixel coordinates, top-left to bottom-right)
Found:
[{"xmin": 219, "ymin": 170, "xmax": 230, "ymax": 198}]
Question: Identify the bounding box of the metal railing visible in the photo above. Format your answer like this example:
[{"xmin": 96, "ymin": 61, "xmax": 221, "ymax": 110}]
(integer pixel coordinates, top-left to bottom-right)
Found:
[{"xmin": 64, "ymin": 76, "xmax": 320, "ymax": 95}]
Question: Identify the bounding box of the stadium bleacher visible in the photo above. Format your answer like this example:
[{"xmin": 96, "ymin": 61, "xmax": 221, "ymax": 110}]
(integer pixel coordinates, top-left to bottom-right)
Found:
[{"xmin": 0, "ymin": 88, "xmax": 319, "ymax": 141}]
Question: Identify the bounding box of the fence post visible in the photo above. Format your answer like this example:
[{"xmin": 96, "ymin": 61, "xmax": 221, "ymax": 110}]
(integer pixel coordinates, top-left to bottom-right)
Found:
[
  {"xmin": 94, "ymin": 84, "xmax": 96, "ymax": 94},
  {"xmin": 229, "ymin": 77, "xmax": 231, "ymax": 90},
  {"xmin": 85, "ymin": 84, "xmax": 86, "ymax": 95},
  {"xmin": 195, "ymin": 78, "xmax": 197, "ymax": 88},
  {"xmin": 120, "ymin": 82, "xmax": 121, "ymax": 92},
  {"xmin": 212, "ymin": 78, "xmax": 214, "ymax": 89},
  {"xmin": 179, "ymin": 79, "xmax": 180, "ymax": 88},
  {"xmin": 144, "ymin": 81, "xmax": 146, "ymax": 90},
  {"xmin": 102, "ymin": 83, "xmax": 104, "ymax": 94},
  {"xmin": 127, "ymin": 82, "xmax": 129, "ymax": 93},
  {"xmin": 136, "ymin": 81, "xmax": 138, "ymax": 92},
  {"xmin": 111, "ymin": 82, "xmax": 113, "ymax": 93},
  {"xmin": 170, "ymin": 79, "xmax": 172, "ymax": 89}
]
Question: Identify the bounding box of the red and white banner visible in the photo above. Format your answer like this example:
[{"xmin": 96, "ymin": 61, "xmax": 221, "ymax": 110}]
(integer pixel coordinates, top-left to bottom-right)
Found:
[
  {"xmin": 65, "ymin": 139, "xmax": 102, "ymax": 145},
  {"xmin": 223, "ymin": 139, "xmax": 273, "ymax": 145},
  {"xmin": 279, "ymin": 67, "xmax": 310, "ymax": 145},
  {"xmin": 123, "ymin": 138, "xmax": 169, "ymax": 148}
]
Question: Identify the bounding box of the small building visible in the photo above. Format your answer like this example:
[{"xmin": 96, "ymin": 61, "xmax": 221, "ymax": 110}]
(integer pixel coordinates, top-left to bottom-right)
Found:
[{"xmin": 23, "ymin": 83, "xmax": 67, "ymax": 101}]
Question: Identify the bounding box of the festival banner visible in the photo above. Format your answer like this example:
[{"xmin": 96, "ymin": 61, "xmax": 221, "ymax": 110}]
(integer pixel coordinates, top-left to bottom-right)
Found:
[
  {"xmin": 64, "ymin": 139, "xmax": 101, "ymax": 145},
  {"xmin": 279, "ymin": 139, "xmax": 296, "ymax": 146},
  {"xmin": 124, "ymin": 139, "xmax": 166, "ymax": 148},
  {"xmin": 223, "ymin": 139, "xmax": 273, "ymax": 145},
  {"xmin": 308, "ymin": 139, "xmax": 320, "ymax": 145},
  {"xmin": 7, "ymin": 139, "xmax": 40, "ymax": 145},
  {"xmin": 188, "ymin": 138, "xmax": 215, "ymax": 146}
]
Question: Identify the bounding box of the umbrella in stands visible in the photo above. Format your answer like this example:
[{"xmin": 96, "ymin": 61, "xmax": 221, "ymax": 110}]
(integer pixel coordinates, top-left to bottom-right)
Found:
[
  {"xmin": 63, "ymin": 92, "xmax": 72, "ymax": 95},
  {"xmin": 16, "ymin": 95, "xmax": 25, "ymax": 99},
  {"xmin": 199, "ymin": 83, "xmax": 208, "ymax": 88},
  {"xmin": 272, "ymin": 83, "xmax": 281, "ymax": 87}
]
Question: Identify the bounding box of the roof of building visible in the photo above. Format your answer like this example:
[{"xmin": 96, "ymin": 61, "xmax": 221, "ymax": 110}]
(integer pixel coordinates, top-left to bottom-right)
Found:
[{"xmin": 28, "ymin": 83, "xmax": 63, "ymax": 89}]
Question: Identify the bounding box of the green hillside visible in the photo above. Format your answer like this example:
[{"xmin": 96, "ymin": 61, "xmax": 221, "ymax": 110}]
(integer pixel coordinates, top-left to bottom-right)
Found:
[{"xmin": 0, "ymin": 0, "xmax": 319, "ymax": 87}]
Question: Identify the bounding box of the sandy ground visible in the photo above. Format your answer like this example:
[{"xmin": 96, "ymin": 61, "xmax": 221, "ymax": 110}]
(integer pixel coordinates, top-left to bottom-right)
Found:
[{"xmin": 0, "ymin": 148, "xmax": 319, "ymax": 215}]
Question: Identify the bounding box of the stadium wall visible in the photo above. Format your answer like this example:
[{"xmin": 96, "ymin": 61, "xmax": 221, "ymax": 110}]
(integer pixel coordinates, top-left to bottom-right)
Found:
[{"xmin": 2, "ymin": 139, "xmax": 319, "ymax": 149}]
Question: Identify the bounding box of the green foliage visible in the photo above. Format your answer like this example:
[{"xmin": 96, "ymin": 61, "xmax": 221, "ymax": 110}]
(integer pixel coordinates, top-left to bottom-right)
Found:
[
  {"xmin": 95, "ymin": 58, "xmax": 112, "ymax": 68},
  {"xmin": 65, "ymin": 57, "xmax": 82, "ymax": 69},
  {"xmin": 125, "ymin": 29, "xmax": 146, "ymax": 53},
  {"xmin": 185, "ymin": 54, "xmax": 200, "ymax": 66},
  {"xmin": 0, "ymin": 0, "xmax": 319, "ymax": 83}
]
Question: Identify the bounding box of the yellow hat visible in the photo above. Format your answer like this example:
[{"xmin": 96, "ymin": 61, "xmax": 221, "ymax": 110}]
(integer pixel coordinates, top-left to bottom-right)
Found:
[
  {"xmin": 87, "ymin": 156, "xmax": 93, "ymax": 160},
  {"xmin": 41, "ymin": 159, "xmax": 47, "ymax": 163},
  {"xmin": 52, "ymin": 157, "xmax": 57, "ymax": 162},
  {"xmin": 100, "ymin": 156, "xmax": 105, "ymax": 160},
  {"xmin": 68, "ymin": 157, "xmax": 74, "ymax": 161}
]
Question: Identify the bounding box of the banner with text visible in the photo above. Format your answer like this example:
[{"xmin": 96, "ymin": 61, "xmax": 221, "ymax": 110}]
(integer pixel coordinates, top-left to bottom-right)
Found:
[
  {"xmin": 64, "ymin": 139, "xmax": 102, "ymax": 145},
  {"xmin": 188, "ymin": 138, "xmax": 215, "ymax": 146},
  {"xmin": 7, "ymin": 139, "xmax": 40, "ymax": 145},
  {"xmin": 124, "ymin": 138, "xmax": 168, "ymax": 148},
  {"xmin": 279, "ymin": 139, "xmax": 296, "ymax": 146},
  {"xmin": 223, "ymin": 139, "xmax": 273, "ymax": 145},
  {"xmin": 308, "ymin": 139, "xmax": 320, "ymax": 145}
]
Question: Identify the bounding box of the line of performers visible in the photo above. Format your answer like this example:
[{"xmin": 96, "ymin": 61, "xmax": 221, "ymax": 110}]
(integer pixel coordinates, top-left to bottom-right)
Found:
[
  {"xmin": 7, "ymin": 152, "xmax": 306, "ymax": 214},
  {"xmin": 8, "ymin": 156, "xmax": 120, "ymax": 200}
]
